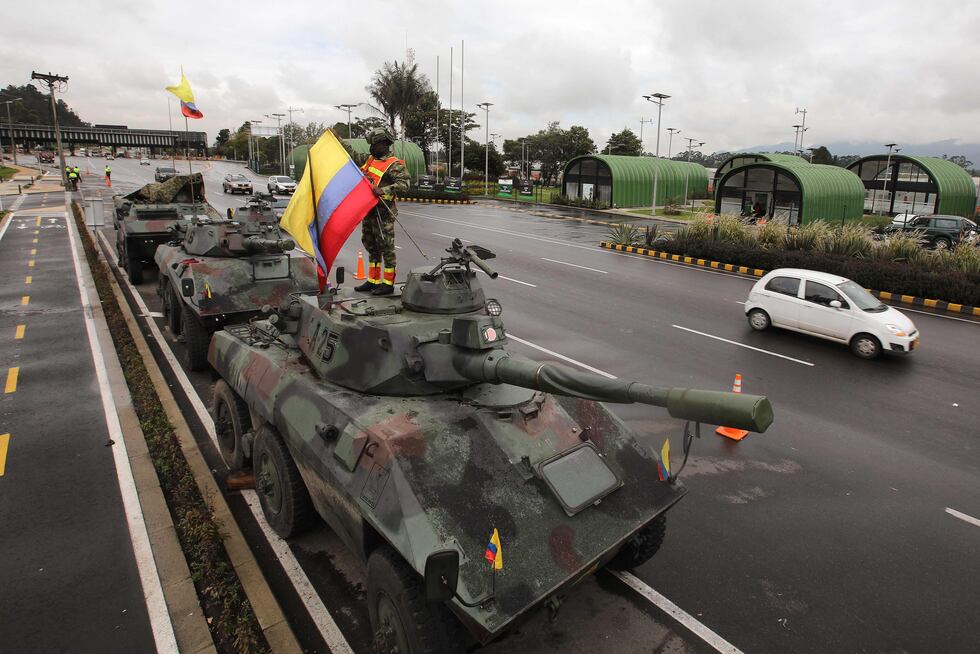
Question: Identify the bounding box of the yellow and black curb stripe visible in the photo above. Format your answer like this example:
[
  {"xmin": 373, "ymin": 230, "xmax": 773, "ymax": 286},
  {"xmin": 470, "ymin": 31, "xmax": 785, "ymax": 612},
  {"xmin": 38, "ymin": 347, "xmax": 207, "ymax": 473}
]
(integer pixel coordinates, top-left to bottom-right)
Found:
[
  {"xmin": 599, "ymin": 241, "xmax": 980, "ymax": 318},
  {"xmin": 401, "ymin": 197, "xmax": 473, "ymax": 204}
]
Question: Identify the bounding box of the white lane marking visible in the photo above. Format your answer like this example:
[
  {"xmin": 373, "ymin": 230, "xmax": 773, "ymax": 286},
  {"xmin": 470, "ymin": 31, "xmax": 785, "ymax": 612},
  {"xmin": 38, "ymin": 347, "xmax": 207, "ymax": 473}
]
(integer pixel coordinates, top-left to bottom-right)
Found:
[
  {"xmin": 431, "ymin": 232, "xmax": 469, "ymax": 241},
  {"xmin": 507, "ymin": 334, "xmax": 617, "ymax": 379},
  {"xmin": 672, "ymin": 324, "xmax": 815, "ymax": 367},
  {"xmin": 946, "ymin": 507, "xmax": 980, "ymax": 528},
  {"xmin": 541, "ymin": 257, "xmax": 608, "ymax": 274},
  {"xmin": 0, "ymin": 213, "xmax": 13, "ymax": 241},
  {"xmin": 611, "ymin": 571, "xmax": 745, "ymax": 654},
  {"xmin": 97, "ymin": 230, "xmax": 355, "ymax": 654},
  {"xmin": 72, "ymin": 220, "xmax": 179, "ymax": 652},
  {"xmin": 734, "ymin": 301, "xmax": 746, "ymax": 305},
  {"xmin": 498, "ymin": 275, "xmax": 536, "ymax": 288},
  {"xmin": 395, "ymin": 245, "xmax": 402, "ymax": 249},
  {"xmin": 892, "ymin": 305, "xmax": 979, "ymax": 325}
]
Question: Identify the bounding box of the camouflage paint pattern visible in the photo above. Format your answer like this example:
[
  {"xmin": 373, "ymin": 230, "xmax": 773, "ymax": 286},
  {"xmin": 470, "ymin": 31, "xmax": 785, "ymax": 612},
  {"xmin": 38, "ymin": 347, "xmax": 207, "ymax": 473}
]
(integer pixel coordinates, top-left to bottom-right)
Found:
[{"xmin": 155, "ymin": 218, "xmax": 318, "ymax": 324}]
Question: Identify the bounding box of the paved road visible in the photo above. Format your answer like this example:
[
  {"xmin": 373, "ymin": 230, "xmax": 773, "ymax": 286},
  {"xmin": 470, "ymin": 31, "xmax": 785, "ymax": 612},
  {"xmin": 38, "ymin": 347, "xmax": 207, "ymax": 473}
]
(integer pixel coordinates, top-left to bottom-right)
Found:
[
  {"xmin": 0, "ymin": 192, "xmax": 157, "ymax": 652},
  {"xmin": 92, "ymin": 165, "xmax": 980, "ymax": 652}
]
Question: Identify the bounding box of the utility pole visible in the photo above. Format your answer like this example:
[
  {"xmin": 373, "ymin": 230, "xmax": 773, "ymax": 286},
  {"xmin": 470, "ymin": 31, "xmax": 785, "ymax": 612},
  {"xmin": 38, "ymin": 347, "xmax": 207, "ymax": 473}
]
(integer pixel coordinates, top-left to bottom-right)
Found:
[
  {"xmin": 639, "ymin": 118, "xmax": 653, "ymax": 151},
  {"xmin": 1, "ymin": 98, "xmax": 20, "ymax": 165},
  {"xmin": 666, "ymin": 127, "xmax": 681, "ymax": 159},
  {"xmin": 287, "ymin": 106, "xmax": 303, "ymax": 176},
  {"xmin": 335, "ymin": 104, "xmax": 355, "ymax": 139},
  {"xmin": 266, "ymin": 113, "xmax": 286, "ymax": 175},
  {"xmin": 477, "ymin": 102, "xmax": 493, "ymax": 195},
  {"xmin": 792, "ymin": 124, "xmax": 802, "ymax": 153},
  {"xmin": 795, "ymin": 107, "xmax": 808, "ymax": 153},
  {"xmin": 31, "ymin": 71, "xmax": 69, "ymax": 187},
  {"xmin": 643, "ymin": 92, "xmax": 670, "ymax": 216},
  {"xmin": 683, "ymin": 137, "xmax": 704, "ymax": 207}
]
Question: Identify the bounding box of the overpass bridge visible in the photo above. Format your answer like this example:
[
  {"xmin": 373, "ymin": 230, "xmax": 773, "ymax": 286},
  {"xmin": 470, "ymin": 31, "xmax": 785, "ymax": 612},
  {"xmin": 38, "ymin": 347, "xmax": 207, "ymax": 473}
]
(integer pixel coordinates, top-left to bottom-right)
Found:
[{"xmin": 0, "ymin": 123, "xmax": 208, "ymax": 155}]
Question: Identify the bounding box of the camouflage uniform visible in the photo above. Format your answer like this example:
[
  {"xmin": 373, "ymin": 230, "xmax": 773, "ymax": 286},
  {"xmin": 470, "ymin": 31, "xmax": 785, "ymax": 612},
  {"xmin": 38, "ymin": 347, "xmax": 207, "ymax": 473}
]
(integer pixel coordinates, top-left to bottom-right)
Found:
[{"xmin": 343, "ymin": 129, "xmax": 409, "ymax": 293}]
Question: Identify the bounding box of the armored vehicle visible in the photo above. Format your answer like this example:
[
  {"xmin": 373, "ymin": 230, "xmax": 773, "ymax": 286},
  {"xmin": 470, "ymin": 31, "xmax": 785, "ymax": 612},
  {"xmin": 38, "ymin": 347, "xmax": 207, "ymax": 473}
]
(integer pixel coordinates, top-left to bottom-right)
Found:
[
  {"xmin": 114, "ymin": 173, "xmax": 214, "ymax": 284},
  {"xmin": 208, "ymin": 240, "xmax": 773, "ymax": 651},
  {"xmin": 155, "ymin": 217, "xmax": 318, "ymax": 371}
]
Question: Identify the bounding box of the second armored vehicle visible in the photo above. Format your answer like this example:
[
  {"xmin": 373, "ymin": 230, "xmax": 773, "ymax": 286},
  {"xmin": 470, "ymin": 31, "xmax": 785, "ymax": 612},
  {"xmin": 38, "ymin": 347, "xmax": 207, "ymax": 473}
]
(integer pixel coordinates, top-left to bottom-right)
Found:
[
  {"xmin": 207, "ymin": 239, "xmax": 774, "ymax": 651},
  {"xmin": 155, "ymin": 216, "xmax": 318, "ymax": 370}
]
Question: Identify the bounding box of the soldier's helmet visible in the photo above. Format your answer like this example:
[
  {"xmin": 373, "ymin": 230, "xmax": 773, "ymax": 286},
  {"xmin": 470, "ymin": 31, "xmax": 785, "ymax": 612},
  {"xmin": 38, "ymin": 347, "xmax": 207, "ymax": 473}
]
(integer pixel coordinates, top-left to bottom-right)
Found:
[{"xmin": 366, "ymin": 127, "xmax": 395, "ymax": 146}]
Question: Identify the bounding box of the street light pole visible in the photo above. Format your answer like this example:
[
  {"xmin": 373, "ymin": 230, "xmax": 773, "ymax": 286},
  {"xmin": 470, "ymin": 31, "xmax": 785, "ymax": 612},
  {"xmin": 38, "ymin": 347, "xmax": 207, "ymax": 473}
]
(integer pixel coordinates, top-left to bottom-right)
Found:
[
  {"xmin": 1, "ymin": 98, "xmax": 20, "ymax": 165},
  {"xmin": 792, "ymin": 124, "xmax": 801, "ymax": 153},
  {"xmin": 287, "ymin": 106, "xmax": 303, "ymax": 175},
  {"xmin": 250, "ymin": 119, "xmax": 263, "ymax": 171},
  {"xmin": 796, "ymin": 107, "xmax": 808, "ymax": 153},
  {"xmin": 639, "ymin": 117, "xmax": 653, "ymax": 152},
  {"xmin": 267, "ymin": 113, "xmax": 286, "ymax": 175},
  {"xmin": 881, "ymin": 143, "xmax": 897, "ymax": 215},
  {"xmin": 476, "ymin": 102, "xmax": 493, "ymax": 196},
  {"xmin": 666, "ymin": 127, "xmax": 680, "ymax": 159},
  {"xmin": 336, "ymin": 104, "xmax": 355, "ymax": 139},
  {"xmin": 683, "ymin": 138, "xmax": 704, "ymax": 208},
  {"xmin": 643, "ymin": 92, "xmax": 670, "ymax": 215}
]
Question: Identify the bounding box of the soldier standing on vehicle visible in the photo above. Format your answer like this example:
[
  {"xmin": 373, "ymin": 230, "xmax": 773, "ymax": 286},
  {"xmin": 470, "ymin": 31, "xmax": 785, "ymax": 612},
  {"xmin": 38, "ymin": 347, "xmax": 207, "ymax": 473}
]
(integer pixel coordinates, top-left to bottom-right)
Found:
[{"xmin": 343, "ymin": 128, "xmax": 410, "ymax": 296}]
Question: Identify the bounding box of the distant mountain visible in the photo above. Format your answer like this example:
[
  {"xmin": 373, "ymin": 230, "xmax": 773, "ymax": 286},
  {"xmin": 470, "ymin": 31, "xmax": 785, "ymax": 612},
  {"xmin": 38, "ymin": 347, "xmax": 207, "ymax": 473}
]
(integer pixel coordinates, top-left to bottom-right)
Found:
[{"xmin": 740, "ymin": 140, "xmax": 980, "ymax": 168}]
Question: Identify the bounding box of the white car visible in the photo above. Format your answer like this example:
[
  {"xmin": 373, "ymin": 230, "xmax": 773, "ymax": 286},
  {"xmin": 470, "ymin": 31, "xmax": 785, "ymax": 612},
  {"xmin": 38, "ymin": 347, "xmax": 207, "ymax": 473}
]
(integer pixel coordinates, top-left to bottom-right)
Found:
[
  {"xmin": 139, "ymin": 157, "xmax": 150, "ymax": 166},
  {"xmin": 744, "ymin": 268, "xmax": 919, "ymax": 359},
  {"xmin": 268, "ymin": 175, "xmax": 297, "ymax": 194}
]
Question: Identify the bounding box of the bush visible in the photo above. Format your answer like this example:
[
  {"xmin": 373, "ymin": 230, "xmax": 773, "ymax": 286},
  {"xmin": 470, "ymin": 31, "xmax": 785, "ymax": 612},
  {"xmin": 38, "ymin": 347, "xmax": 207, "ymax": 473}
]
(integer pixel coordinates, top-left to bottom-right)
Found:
[{"xmin": 606, "ymin": 223, "xmax": 643, "ymax": 246}]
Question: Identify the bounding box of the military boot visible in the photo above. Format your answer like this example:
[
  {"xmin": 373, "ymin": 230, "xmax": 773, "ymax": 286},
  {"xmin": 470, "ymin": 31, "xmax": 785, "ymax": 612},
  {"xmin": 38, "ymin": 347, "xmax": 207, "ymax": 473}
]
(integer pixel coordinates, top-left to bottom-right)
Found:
[
  {"xmin": 372, "ymin": 283, "xmax": 394, "ymax": 296},
  {"xmin": 354, "ymin": 280, "xmax": 375, "ymax": 292},
  {"xmin": 355, "ymin": 261, "xmax": 381, "ymax": 292}
]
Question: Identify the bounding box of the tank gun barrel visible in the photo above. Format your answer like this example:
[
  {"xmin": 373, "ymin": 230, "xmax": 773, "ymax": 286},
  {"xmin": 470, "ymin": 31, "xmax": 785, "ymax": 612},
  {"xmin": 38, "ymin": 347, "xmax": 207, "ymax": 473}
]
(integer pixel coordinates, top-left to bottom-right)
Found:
[
  {"xmin": 454, "ymin": 352, "xmax": 773, "ymax": 432},
  {"xmin": 243, "ymin": 236, "xmax": 295, "ymax": 254},
  {"xmin": 465, "ymin": 246, "xmax": 498, "ymax": 279}
]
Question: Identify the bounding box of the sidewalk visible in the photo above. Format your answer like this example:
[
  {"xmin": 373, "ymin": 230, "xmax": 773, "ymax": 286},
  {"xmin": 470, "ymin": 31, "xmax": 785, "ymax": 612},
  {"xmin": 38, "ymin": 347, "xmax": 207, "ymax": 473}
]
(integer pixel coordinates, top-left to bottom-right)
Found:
[{"xmin": 0, "ymin": 164, "xmax": 63, "ymax": 196}]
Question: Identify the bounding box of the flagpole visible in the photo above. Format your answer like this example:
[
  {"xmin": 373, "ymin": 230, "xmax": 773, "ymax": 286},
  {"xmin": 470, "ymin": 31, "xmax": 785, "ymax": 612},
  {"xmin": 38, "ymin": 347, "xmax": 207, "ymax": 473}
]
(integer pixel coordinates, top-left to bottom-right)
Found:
[
  {"xmin": 167, "ymin": 97, "xmax": 176, "ymax": 168},
  {"xmin": 184, "ymin": 115, "xmax": 195, "ymax": 205}
]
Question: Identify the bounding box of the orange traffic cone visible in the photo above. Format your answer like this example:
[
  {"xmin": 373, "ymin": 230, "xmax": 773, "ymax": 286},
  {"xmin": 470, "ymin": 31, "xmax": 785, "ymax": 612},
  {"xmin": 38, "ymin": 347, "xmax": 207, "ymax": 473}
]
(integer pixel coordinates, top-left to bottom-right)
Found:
[
  {"xmin": 105, "ymin": 176, "xmax": 111, "ymax": 187},
  {"xmin": 353, "ymin": 251, "xmax": 366, "ymax": 280},
  {"xmin": 716, "ymin": 373, "xmax": 749, "ymax": 441}
]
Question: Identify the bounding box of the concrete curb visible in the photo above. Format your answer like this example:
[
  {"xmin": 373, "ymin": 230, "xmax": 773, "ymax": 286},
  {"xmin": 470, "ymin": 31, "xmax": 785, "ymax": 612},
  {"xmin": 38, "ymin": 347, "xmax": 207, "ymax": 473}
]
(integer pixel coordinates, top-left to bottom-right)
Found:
[
  {"xmin": 100, "ymin": 237, "xmax": 304, "ymax": 653},
  {"xmin": 599, "ymin": 241, "xmax": 980, "ymax": 317}
]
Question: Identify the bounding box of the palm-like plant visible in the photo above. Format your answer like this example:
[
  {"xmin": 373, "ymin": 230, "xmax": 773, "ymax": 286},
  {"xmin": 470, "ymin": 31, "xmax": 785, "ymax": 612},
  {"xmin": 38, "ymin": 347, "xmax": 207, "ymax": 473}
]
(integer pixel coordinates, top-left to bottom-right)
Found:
[{"xmin": 367, "ymin": 61, "xmax": 430, "ymax": 137}]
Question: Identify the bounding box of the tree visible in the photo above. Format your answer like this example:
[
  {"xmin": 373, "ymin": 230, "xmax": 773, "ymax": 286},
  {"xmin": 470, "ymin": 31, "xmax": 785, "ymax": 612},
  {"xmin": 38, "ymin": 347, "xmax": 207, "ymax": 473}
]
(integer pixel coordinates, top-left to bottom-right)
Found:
[
  {"xmin": 214, "ymin": 128, "xmax": 231, "ymax": 149},
  {"xmin": 1, "ymin": 84, "xmax": 87, "ymax": 127},
  {"xmin": 943, "ymin": 154, "xmax": 974, "ymax": 169},
  {"xmin": 366, "ymin": 60, "xmax": 430, "ymax": 136},
  {"xmin": 604, "ymin": 128, "xmax": 642, "ymax": 156},
  {"xmin": 810, "ymin": 145, "xmax": 834, "ymax": 165},
  {"xmin": 462, "ymin": 138, "xmax": 505, "ymax": 177}
]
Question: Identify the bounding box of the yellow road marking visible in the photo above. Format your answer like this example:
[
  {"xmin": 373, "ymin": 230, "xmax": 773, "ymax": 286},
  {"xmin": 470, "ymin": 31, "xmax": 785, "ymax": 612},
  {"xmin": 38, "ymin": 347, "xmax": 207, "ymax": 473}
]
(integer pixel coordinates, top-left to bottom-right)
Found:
[
  {"xmin": 28, "ymin": 260, "xmax": 35, "ymax": 267},
  {"xmin": 0, "ymin": 433, "xmax": 8, "ymax": 476},
  {"xmin": 15, "ymin": 325, "xmax": 25, "ymax": 339},
  {"xmin": 33, "ymin": 230, "xmax": 38, "ymax": 235},
  {"xmin": 34, "ymin": 217, "xmax": 40, "ymax": 226},
  {"xmin": 25, "ymin": 276, "xmax": 31, "ymax": 284},
  {"xmin": 5, "ymin": 367, "xmax": 19, "ymax": 394},
  {"xmin": 21, "ymin": 296, "xmax": 29, "ymax": 305},
  {"xmin": 30, "ymin": 249, "xmax": 37, "ymax": 255}
]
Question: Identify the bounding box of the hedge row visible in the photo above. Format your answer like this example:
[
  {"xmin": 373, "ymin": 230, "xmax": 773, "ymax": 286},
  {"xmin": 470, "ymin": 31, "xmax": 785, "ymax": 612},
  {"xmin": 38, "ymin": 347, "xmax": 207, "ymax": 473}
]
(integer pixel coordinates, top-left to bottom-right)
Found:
[{"xmin": 658, "ymin": 239, "xmax": 980, "ymax": 306}]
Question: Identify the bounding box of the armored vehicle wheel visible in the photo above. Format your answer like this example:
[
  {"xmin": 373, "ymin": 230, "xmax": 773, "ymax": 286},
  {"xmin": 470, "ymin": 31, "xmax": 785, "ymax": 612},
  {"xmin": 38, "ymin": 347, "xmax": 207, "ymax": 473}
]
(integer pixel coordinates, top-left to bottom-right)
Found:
[
  {"xmin": 127, "ymin": 254, "xmax": 143, "ymax": 285},
  {"xmin": 180, "ymin": 305, "xmax": 211, "ymax": 371},
  {"xmin": 606, "ymin": 515, "xmax": 666, "ymax": 571},
  {"xmin": 253, "ymin": 424, "xmax": 315, "ymax": 538},
  {"xmin": 367, "ymin": 546, "xmax": 466, "ymax": 654},
  {"xmin": 165, "ymin": 283, "xmax": 182, "ymax": 335},
  {"xmin": 212, "ymin": 380, "xmax": 251, "ymax": 470}
]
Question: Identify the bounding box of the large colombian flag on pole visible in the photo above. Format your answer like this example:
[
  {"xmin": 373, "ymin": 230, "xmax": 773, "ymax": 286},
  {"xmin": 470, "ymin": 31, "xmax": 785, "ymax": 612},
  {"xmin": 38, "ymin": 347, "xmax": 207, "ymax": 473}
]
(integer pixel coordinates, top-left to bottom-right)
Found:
[
  {"xmin": 165, "ymin": 70, "xmax": 204, "ymax": 119},
  {"xmin": 280, "ymin": 130, "xmax": 378, "ymax": 278}
]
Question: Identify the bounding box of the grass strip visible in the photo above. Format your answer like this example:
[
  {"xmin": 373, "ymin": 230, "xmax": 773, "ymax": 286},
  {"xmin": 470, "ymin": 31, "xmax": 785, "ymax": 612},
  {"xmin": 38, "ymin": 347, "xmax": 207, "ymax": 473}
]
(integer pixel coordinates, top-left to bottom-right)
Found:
[{"xmin": 71, "ymin": 202, "xmax": 269, "ymax": 654}]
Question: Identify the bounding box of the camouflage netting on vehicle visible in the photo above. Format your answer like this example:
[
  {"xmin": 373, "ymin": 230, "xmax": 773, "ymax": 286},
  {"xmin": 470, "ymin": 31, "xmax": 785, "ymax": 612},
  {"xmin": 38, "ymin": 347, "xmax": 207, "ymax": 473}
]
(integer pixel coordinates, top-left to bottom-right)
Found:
[{"xmin": 123, "ymin": 172, "xmax": 206, "ymax": 204}]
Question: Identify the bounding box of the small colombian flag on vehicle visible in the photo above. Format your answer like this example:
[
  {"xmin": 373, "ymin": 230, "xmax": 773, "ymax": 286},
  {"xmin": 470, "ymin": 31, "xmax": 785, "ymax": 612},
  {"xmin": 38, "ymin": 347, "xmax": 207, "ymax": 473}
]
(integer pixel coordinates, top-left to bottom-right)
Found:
[
  {"xmin": 484, "ymin": 528, "xmax": 503, "ymax": 570},
  {"xmin": 657, "ymin": 439, "xmax": 671, "ymax": 481}
]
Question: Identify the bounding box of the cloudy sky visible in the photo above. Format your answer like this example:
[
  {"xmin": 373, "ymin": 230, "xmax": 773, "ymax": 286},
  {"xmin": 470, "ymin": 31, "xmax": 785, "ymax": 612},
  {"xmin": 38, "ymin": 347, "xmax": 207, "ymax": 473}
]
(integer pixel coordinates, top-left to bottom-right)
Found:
[{"xmin": 4, "ymin": 0, "xmax": 979, "ymax": 153}]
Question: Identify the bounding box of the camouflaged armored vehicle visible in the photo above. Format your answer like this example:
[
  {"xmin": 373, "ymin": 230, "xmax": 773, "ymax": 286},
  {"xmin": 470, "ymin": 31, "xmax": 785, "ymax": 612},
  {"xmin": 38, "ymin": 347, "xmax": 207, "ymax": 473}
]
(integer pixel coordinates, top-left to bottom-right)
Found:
[
  {"xmin": 114, "ymin": 173, "xmax": 214, "ymax": 284},
  {"xmin": 208, "ymin": 239, "xmax": 773, "ymax": 652},
  {"xmin": 155, "ymin": 217, "xmax": 318, "ymax": 371}
]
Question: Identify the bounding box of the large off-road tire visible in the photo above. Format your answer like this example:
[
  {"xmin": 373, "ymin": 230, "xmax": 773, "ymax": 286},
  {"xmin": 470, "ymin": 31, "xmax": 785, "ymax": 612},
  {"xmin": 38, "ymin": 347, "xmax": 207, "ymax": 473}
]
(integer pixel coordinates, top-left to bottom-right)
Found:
[
  {"xmin": 212, "ymin": 379, "xmax": 251, "ymax": 471},
  {"xmin": 165, "ymin": 283, "xmax": 182, "ymax": 335},
  {"xmin": 606, "ymin": 515, "xmax": 667, "ymax": 571},
  {"xmin": 367, "ymin": 546, "xmax": 466, "ymax": 654},
  {"xmin": 127, "ymin": 253, "xmax": 143, "ymax": 285},
  {"xmin": 253, "ymin": 424, "xmax": 315, "ymax": 538},
  {"xmin": 180, "ymin": 305, "xmax": 211, "ymax": 371},
  {"xmin": 850, "ymin": 333, "xmax": 881, "ymax": 359}
]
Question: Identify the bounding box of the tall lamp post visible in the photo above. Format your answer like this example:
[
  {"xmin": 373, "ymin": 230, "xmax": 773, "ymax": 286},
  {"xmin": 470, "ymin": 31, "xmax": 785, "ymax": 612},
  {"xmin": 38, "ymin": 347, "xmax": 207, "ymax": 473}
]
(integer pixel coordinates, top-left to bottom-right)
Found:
[
  {"xmin": 666, "ymin": 127, "xmax": 681, "ymax": 159},
  {"xmin": 266, "ymin": 113, "xmax": 286, "ymax": 175},
  {"xmin": 643, "ymin": 92, "xmax": 670, "ymax": 215},
  {"xmin": 683, "ymin": 138, "xmax": 704, "ymax": 209},
  {"xmin": 336, "ymin": 104, "xmax": 356, "ymax": 139},
  {"xmin": 476, "ymin": 102, "xmax": 493, "ymax": 195},
  {"xmin": 2, "ymin": 98, "xmax": 21, "ymax": 165},
  {"xmin": 881, "ymin": 143, "xmax": 898, "ymax": 215},
  {"xmin": 286, "ymin": 106, "xmax": 303, "ymax": 175},
  {"xmin": 639, "ymin": 117, "xmax": 653, "ymax": 151},
  {"xmin": 795, "ymin": 107, "xmax": 808, "ymax": 153},
  {"xmin": 520, "ymin": 138, "xmax": 528, "ymax": 181},
  {"xmin": 792, "ymin": 124, "xmax": 802, "ymax": 153},
  {"xmin": 249, "ymin": 119, "xmax": 263, "ymax": 171}
]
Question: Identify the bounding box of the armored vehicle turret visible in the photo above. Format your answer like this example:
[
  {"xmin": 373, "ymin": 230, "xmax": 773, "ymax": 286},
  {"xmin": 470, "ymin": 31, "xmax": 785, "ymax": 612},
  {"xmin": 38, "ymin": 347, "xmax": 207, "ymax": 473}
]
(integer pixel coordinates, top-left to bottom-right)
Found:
[
  {"xmin": 155, "ymin": 216, "xmax": 317, "ymax": 371},
  {"xmin": 207, "ymin": 239, "xmax": 773, "ymax": 651},
  {"xmin": 113, "ymin": 173, "xmax": 215, "ymax": 284}
]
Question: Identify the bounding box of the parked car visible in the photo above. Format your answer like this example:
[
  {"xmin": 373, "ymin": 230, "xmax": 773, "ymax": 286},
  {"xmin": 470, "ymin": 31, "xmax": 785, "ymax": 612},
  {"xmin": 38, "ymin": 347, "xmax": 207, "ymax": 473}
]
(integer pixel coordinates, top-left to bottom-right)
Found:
[
  {"xmin": 140, "ymin": 157, "xmax": 151, "ymax": 166},
  {"xmin": 154, "ymin": 166, "xmax": 177, "ymax": 182},
  {"xmin": 886, "ymin": 214, "xmax": 978, "ymax": 249},
  {"xmin": 105, "ymin": 154, "xmax": 115, "ymax": 161},
  {"xmin": 267, "ymin": 175, "xmax": 297, "ymax": 194},
  {"xmin": 744, "ymin": 268, "xmax": 919, "ymax": 359},
  {"xmin": 222, "ymin": 173, "xmax": 253, "ymax": 194}
]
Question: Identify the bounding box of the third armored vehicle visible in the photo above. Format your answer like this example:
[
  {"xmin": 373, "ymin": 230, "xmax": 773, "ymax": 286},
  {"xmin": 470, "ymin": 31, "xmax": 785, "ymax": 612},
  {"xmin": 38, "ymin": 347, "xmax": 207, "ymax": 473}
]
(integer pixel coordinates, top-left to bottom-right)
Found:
[
  {"xmin": 155, "ymin": 216, "xmax": 318, "ymax": 370},
  {"xmin": 208, "ymin": 240, "xmax": 773, "ymax": 651},
  {"xmin": 114, "ymin": 173, "xmax": 214, "ymax": 284}
]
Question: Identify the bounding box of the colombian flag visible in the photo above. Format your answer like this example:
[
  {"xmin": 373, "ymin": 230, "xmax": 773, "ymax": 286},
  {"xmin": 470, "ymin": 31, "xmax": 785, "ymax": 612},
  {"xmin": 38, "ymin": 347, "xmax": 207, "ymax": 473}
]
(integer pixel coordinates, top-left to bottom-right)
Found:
[
  {"xmin": 279, "ymin": 130, "xmax": 378, "ymax": 279},
  {"xmin": 484, "ymin": 528, "xmax": 503, "ymax": 570},
  {"xmin": 165, "ymin": 71, "xmax": 204, "ymax": 119},
  {"xmin": 657, "ymin": 439, "xmax": 671, "ymax": 481}
]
